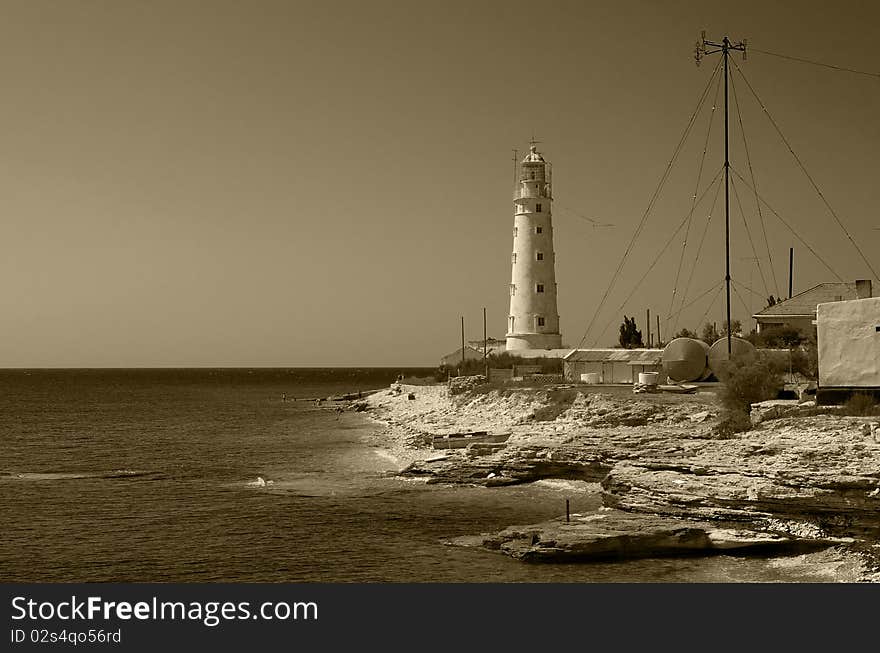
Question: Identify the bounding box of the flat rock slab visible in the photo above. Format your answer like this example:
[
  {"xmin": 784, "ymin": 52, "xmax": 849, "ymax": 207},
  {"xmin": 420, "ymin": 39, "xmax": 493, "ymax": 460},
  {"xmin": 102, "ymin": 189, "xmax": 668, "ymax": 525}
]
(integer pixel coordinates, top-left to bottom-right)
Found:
[{"xmin": 450, "ymin": 509, "xmax": 847, "ymax": 563}]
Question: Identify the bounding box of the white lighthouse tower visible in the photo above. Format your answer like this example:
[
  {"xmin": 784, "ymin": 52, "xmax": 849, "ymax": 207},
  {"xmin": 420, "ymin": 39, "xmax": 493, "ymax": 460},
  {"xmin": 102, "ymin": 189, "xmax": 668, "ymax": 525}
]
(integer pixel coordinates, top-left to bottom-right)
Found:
[{"xmin": 506, "ymin": 143, "xmax": 563, "ymax": 351}]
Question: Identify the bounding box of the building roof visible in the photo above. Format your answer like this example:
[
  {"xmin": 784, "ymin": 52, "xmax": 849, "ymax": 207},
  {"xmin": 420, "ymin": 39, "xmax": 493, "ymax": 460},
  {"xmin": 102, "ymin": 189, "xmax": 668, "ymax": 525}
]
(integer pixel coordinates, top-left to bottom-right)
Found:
[
  {"xmin": 507, "ymin": 348, "xmax": 573, "ymax": 360},
  {"xmin": 753, "ymin": 282, "xmax": 860, "ymax": 318},
  {"xmin": 440, "ymin": 345, "xmax": 484, "ymax": 362},
  {"xmin": 564, "ymin": 348, "xmax": 663, "ymax": 364}
]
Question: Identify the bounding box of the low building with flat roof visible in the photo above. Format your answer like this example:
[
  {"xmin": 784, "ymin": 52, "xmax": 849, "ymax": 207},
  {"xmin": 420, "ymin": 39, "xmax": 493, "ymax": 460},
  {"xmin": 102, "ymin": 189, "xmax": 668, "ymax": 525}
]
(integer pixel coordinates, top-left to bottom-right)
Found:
[{"xmin": 563, "ymin": 349, "xmax": 663, "ymax": 384}]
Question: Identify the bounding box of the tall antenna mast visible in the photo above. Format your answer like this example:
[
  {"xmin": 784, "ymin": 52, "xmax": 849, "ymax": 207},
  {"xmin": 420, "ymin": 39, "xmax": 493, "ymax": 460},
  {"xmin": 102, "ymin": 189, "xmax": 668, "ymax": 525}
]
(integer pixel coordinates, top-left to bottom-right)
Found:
[{"xmin": 695, "ymin": 31, "xmax": 747, "ymax": 356}]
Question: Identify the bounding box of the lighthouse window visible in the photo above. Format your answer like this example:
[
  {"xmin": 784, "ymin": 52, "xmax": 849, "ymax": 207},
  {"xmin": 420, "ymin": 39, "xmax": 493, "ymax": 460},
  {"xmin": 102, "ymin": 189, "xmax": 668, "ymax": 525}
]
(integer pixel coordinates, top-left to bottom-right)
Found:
[
  {"xmin": 513, "ymin": 226, "xmax": 518, "ymax": 237},
  {"xmin": 536, "ymin": 203, "xmax": 542, "ymax": 213},
  {"xmin": 511, "ymin": 252, "xmax": 517, "ymax": 264},
  {"xmin": 510, "ymin": 284, "xmax": 516, "ymax": 296},
  {"xmin": 536, "ymin": 283, "xmax": 545, "ymax": 293},
  {"xmin": 536, "ymin": 252, "xmax": 544, "ymax": 261},
  {"xmin": 536, "ymin": 226, "xmax": 543, "ymax": 234},
  {"xmin": 536, "ymin": 316, "xmax": 545, "ymax": 327}
]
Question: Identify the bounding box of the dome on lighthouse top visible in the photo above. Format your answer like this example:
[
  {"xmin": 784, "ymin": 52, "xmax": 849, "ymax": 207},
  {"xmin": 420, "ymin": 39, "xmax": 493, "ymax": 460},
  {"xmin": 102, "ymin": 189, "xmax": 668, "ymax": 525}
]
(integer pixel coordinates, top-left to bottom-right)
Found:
[{"xmin": 522, "ymin": 145, "xmax": 545, "ymax": 163}]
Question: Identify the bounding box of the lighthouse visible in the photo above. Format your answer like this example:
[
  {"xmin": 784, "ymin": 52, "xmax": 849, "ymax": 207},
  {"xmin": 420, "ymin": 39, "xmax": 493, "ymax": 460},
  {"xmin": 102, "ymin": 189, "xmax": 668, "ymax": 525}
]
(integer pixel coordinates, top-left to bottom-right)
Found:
[{"xmin": 506, "ymin": 144, "xmax": 563, "ymax": 351}]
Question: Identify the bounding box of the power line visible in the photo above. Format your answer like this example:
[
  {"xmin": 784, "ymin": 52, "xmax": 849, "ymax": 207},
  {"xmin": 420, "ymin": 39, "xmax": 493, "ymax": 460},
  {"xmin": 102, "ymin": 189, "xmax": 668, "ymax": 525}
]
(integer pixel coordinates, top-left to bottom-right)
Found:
[
  {"xmin": 730, "ymin": 281, "xmax": 752, "ymax": 323},
  {"xmin": 730, "ymin": 166, "xmax": 843, "ymax": 282},
  {"xmin": 729, "ymin": 70, "xmax": 780, "ymax": 298},
  {"xmin": 666, "ymin": 68, "xmax": 723, "ymax": 339},
  {"xmin": 732, "ymin": 58, "xmax": 879, "ymax": 281},
  {"xmin": 553, "ymin": 202, "xmax": 614, "ymax": 228},
  {"xmin": 730, "ymin": 277, "xmax": 767, "ymax": 300},
  {"xmin": 729, "ymin": 176, "xmax": 770, "ymax": 298},
  {"xmin": 666, "ymin": 278, "xmax": 724, "ymax": 323},
  {"xmin": 589, "ymin": 170, "xmax": 723, "ymax": 346},
  {"xmin": 750, "ymin": 46, "xmax": 880, "ymax": 79},
  {"xmin": 673, "ymin": 162, "xmax": 724, "ymax": 335},
  {"xmin": 575, "ymin": 57, "xmax": 722, "ymax": 349},
  {"xmin": 697, "ymin": 283, "xmax": 725, "ymax": 329}
]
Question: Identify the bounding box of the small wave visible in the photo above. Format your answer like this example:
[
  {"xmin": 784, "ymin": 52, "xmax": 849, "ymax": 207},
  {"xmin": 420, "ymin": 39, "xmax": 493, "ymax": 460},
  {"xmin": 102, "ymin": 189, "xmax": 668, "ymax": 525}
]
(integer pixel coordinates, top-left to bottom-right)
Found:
[
  {"xmin": 245, "ymin": 476, "xmax": 275, "ymax": 488},
  {"xmin": 0, "ymin": 469, "xmax": 158, "ymax": 481},
  {"xmin": 373, "ymin": 450, "xmax": 400, "ymax": 464}
]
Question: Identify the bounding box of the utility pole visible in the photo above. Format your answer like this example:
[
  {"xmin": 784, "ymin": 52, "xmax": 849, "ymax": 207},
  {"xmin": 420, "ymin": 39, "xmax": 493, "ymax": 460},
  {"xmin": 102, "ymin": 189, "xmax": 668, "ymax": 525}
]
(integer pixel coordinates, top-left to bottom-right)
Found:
[
  {"xmin": 483, "ymin": 307, "xmax": 488, "ymax": 379},
  {"xmin": 460, "ymin": 316, "xmax": 465, "ymax": 373},
  {"xmin": 788, "ymin": 247, "xmax": 794, "ymax": 298},
  {"xmin": 696, "ymin": 32, "xmax": 746, "ymax": 357}
]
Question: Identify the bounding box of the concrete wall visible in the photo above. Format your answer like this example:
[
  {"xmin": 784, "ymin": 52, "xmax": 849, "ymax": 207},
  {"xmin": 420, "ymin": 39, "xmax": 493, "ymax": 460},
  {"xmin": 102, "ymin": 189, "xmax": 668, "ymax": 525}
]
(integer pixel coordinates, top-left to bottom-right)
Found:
[{"xmin": 817, "ymin": 296, "xmax": 880, "ymax": 388}]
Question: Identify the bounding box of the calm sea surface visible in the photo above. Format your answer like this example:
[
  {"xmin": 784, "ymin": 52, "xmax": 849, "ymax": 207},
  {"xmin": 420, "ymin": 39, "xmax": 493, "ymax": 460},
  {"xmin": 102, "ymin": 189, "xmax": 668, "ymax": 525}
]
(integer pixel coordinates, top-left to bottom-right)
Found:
[{"xmin": 0, "ymin": 369, "xmax": 834, "ymax": 582}]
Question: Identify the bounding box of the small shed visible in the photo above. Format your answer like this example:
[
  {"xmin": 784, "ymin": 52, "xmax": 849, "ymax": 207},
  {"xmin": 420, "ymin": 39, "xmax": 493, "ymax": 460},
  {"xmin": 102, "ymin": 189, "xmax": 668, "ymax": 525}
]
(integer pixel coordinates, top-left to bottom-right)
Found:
[{"xmin": 563, "ymin": 349, "xmax": 664, "ymax": 384}]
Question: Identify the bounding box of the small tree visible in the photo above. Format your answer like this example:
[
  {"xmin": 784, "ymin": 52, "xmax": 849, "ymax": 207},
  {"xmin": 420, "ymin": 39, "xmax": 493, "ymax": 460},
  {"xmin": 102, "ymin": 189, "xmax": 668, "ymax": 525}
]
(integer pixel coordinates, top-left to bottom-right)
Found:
[
  {"xmin": 618, "ymin": 316, "xmax": 644, "ymax": 349},
  {"xmin": 720, "ymin": 319, "xmax": 742, "ymax": 337},
  {"xmin": 673, "ymin": 327, "xmax": 698, "ymax": 339},
  {"xmin": 699, "ymin": 322, "xmax": 720, "ymax": 345}
]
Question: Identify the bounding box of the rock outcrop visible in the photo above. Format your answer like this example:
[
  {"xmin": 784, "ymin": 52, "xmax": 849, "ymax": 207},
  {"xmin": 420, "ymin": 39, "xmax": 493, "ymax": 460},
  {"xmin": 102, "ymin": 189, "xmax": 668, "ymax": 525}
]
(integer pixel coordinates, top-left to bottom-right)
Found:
[
  {"xmin": 367, "ymin": 383, "xmax": 880, "ymax": 556},
  {"xmin": 450, "ymin": 509, "xmax": 850, "ymax": 562}
]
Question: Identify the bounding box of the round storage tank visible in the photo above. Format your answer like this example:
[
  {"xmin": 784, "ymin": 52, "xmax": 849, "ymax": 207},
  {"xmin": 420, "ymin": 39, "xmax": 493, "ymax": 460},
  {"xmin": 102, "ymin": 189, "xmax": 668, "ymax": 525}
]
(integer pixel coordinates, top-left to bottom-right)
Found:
[
  {"xmin": 707, "ymin": 337, "xmax": 758, "ymax": 378},
  {"xmin": 662, "ymin": 338, "xmax": 710, "ymax": 382}
]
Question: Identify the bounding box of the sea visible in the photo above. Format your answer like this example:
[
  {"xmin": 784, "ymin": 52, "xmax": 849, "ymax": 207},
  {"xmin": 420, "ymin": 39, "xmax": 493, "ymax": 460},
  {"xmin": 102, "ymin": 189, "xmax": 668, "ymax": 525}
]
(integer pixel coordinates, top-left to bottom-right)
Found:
[{"xmin": 0, "ymin": 368, "xmax": 837, "ymax": 583}]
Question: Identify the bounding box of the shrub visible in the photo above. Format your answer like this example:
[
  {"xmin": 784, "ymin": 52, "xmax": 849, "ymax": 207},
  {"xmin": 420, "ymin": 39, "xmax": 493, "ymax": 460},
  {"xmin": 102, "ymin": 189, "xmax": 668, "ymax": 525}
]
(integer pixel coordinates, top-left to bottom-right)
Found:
[
  {"xmin": 714, "ymin": 408, "xmax": 753, "ymax": 438},
  {"xmin": 755, "ymin": 325, "xmax": 805, "ymax": 348},
  {"xmin": 441, "ymin": 353, "xmax": 563, "ymax": 379},
  {"xmin": 791, "ymin": 342, "xmax": 818, "ymax": 380},
  {"xmin": 716, "ymin": 355, "xmax": 784, "ymax": 413}
]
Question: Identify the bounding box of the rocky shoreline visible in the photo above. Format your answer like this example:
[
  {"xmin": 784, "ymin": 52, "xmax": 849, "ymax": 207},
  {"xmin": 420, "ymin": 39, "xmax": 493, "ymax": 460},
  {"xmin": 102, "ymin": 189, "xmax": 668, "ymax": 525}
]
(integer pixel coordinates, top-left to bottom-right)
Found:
[{"xmin": 362, "ymin": 381, "xmax": 880, "ymax": 581}]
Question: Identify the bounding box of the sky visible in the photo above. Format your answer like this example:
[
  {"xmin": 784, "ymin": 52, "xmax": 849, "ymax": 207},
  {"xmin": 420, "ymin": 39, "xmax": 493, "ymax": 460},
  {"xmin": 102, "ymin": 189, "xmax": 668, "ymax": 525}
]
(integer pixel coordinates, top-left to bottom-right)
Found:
[{"xmin": 0, "ymin": 0, "xmax": 877, "ymax": 367}]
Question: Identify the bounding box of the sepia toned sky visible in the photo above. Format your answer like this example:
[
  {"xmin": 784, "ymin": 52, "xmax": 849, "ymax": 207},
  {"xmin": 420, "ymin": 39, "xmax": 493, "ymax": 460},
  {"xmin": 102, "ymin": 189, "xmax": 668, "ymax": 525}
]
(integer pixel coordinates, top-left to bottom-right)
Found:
[{"xmin": 1, "ymin": 0, "xmax": 877, "ymax": 367}]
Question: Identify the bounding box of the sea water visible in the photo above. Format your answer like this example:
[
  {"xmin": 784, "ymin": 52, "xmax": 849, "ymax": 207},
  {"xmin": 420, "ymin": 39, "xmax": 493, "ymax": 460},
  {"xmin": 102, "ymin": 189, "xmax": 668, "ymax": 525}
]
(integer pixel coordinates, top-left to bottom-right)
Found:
[{"xmin": 0, "ymin": 369, "xmax": 838, "ymax": 582}]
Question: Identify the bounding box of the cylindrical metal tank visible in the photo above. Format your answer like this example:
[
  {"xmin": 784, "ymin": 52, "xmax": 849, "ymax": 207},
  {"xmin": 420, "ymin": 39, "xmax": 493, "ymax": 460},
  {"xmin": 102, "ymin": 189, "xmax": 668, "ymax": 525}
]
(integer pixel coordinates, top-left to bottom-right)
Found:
[
  {"xmin": 662, "ymin": 337, "xmax": 710, "ymax": 382},
  {"xmin": 707, "ymin": 337, "xmax": 758, "ymax": 378}
]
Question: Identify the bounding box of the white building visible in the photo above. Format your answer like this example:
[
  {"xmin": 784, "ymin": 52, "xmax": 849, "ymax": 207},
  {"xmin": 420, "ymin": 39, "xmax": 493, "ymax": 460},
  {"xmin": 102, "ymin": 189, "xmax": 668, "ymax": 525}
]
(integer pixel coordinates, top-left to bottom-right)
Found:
[
  {"xmin": 563, "ymin": 349, "xmax": 664, "ymax": 384},
  {"xmin": 506, "ymin": 144, "xmax": 563, "ymax": 351},
  {"xmin": 816, "ymin": 295, "xmax": 880, "ymax": 404}
]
